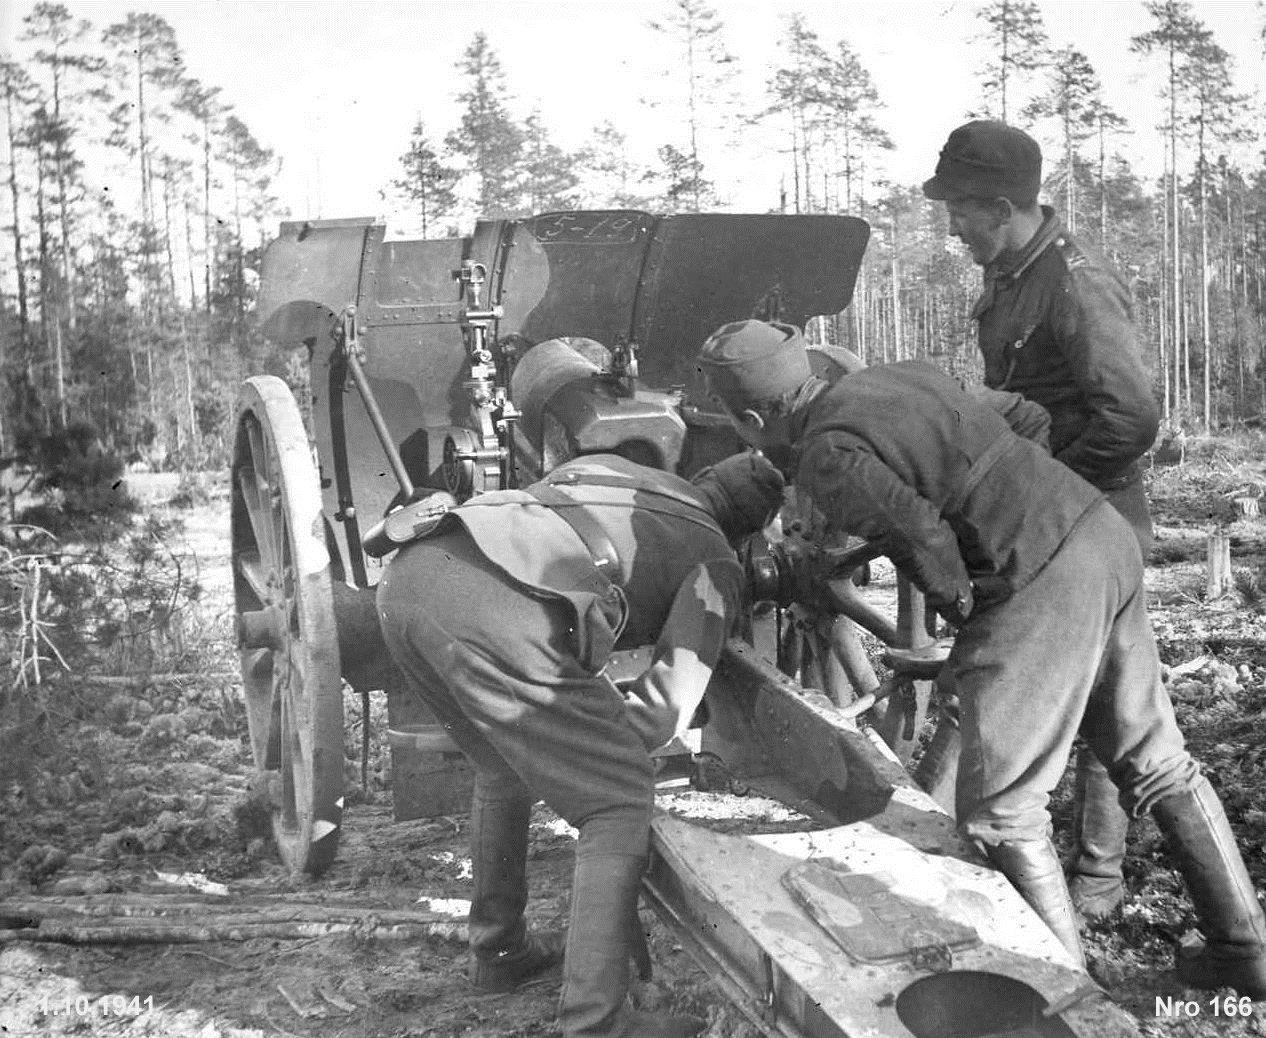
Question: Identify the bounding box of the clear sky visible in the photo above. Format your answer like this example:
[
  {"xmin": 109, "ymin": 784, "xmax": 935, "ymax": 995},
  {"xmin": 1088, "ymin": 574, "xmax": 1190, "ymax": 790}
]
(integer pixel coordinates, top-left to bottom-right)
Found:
[{"xmin": 3, "ymin": 0, "xmax": 1264, "ymax": 233}]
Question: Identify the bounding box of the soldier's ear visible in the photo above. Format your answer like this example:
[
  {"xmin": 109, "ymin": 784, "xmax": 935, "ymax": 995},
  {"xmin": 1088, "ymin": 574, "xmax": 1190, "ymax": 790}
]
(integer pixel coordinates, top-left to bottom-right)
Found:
[{"xmin": 739, "ymin": 408, "xmax": 766, "ymax": 431}]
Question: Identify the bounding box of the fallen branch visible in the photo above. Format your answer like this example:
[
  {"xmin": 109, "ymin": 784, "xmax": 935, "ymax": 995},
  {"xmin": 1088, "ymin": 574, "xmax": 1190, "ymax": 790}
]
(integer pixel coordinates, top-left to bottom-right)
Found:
[
  {"xmin": 75, "ymin": 672, "xmax": 239, "ymax": 685},
  {"xmin": 0, "ymin": 917, "xmax": 464, "ymax": 945},
  {"xmin": 0, "ymin": 895, "xmax": 467, "ymax": 929}
]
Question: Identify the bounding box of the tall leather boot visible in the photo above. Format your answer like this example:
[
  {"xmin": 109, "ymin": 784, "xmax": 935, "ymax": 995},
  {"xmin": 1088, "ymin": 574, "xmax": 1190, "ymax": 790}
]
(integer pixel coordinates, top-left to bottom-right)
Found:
[
  {"xmin": 986, "ymin": 838, "xmax": 1086, "ymax": 968},
  {"xmin": 1151, "ymin": 777, "xmax": 1266, "ymax": 999},
  {"xmin": 1067, "ymin": 749, "xmax": 1129, "ymax": 921},
  {"xmin": 467, "ymin": 783, "xmax": 565, "ymax": 992},
  {"xmin": 913, "ymin": 716, "xmax": 961, "ymax": 817},
  {"xmin": 559, "ymin": 851, "xmax": 704, "ymax": 1037}
]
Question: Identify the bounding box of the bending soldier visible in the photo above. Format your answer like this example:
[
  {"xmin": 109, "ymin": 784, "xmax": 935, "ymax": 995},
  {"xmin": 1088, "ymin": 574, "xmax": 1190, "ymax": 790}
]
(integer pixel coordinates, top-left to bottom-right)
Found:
[
  {"xmin": 920, "ymin": 119, "xmax": 1160, "ymax": 920},
  {"xmin": 697, "ymin": 318, "xmax": 1266, "ymax": 996},
  {"xmin": 376, "ymin": 451, "xmax": 785, "ymax": 1038}
]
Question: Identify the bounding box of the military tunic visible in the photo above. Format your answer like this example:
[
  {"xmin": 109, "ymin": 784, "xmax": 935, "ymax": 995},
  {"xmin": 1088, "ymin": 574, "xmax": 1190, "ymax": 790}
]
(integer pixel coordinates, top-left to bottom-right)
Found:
[
  {"xmin": 789, "ymin": 362, "xmax": 1197, "ymax": 843},
  {"xmin": 973, "ymin": 207, "xmax": 1159, "ymax": 551},
  {"xmin": 376, "ymin": 454, "xmax": 743, "ymax": 858}
]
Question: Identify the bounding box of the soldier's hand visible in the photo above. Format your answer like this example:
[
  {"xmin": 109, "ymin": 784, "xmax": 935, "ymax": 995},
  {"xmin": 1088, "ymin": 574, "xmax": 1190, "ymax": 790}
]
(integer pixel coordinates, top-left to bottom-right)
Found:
[
  {"xmin": 937, "ymin": 584, "xmax": 974, "ymax": 627},
  {"xmin": 619, "ymin": 651, "xmax": 711, "ymax": 752},
  {"xmin": 621, "ymin": 673, "xmax": 678, "ymax": 751}
]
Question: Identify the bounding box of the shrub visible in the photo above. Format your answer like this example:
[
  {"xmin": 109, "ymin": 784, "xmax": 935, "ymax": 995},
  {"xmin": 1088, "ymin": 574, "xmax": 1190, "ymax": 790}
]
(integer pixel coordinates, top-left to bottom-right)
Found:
[{"xmin": 16, "ymin": 421, "xmax": 138, "ymax": 538}]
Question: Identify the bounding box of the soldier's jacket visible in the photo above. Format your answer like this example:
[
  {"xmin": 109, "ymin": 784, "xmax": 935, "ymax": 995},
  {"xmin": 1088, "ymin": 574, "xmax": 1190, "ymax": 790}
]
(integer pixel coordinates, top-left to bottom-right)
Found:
[
  {"xmin": 791, "ymin": 361, "xmax": 1101, "ymax": 616},
  {"xmin": 972, "ymin": 207, "xmax": 1159, "ymax": 489},
  {"xmin": 428, "ymin": 454, "xmax": 743, "ymax": 674}
]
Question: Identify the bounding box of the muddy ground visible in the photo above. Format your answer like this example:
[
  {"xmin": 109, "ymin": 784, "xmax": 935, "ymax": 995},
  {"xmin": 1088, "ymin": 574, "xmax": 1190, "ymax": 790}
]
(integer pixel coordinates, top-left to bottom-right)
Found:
[{"xmin": 2, "ymin": 442, "xmax": 1266, "ymax": 1038}]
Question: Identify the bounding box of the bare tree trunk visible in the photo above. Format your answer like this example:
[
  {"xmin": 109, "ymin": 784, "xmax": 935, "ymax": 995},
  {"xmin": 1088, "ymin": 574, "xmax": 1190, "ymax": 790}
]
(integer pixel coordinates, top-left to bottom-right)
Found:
[
  {"xmin": 684, "ymin": 15, "xmax": 701, "ymax": 213},
  {"xmin": 51, "ymin": 319, "xmax": 66, "ymax": 427},
  {"xmin": 161, "ymin": 159, "xmax": 178, "ymax": 301},
  {"xmin": 889, "ymin": 214, "xmax": 903, "ymax": 361},
  {"xmin": 1198, "ymin": 145, "xmax": 1211, "ymax": 433},
  {"xmin": 1063, "ymin": 106, "xmax": 1075, "ymax": 234},
  {"xmin": 202, "ymin": 114, "xmax": 212, "ymax": 315},
  {"xmin": 182, "ymin": 194, "xmax": 198, "ymax": 309},
  {"xmin": 1168, "ymin": 43, "xmax": 1182, "ymax": 422},
  {"xmin": 181, "ymin": 313, "xmax": 196, "ymax": 467},
  {"xmin": 49, "ymin": 62, "xmax": 77, "ymax": 335},
  {"xmin": 34, "ymin": 134, "xmax": 63, "ymax": 428},
  {"xmin": 789, "ymin": 110, "xmax": 801, "ymax": 215},
  {"xmin": 1159, "ymin": 202, "xmax": 1170, "ymax": 420},
  {"xmin": 3, "ymin": 80, "xmax": 30, "ymax": 360},
  {"xmin": 1182, "ymin": 262, "xmax": 1192, "ymax": 414},
  {"xmin": 1098, "ymin": 119, "xmax": 1108, "ymax": 245},
  {"xmin": 854, "ymin": 265, "xmax": 867, "ymax": 362}
]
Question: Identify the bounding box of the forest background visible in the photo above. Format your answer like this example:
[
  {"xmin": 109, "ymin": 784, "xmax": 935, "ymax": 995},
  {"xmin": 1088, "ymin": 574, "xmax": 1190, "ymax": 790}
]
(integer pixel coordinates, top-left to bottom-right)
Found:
[{"xmin": 2, "ymin": 0, "xmax": 1266, "ymax": 474}]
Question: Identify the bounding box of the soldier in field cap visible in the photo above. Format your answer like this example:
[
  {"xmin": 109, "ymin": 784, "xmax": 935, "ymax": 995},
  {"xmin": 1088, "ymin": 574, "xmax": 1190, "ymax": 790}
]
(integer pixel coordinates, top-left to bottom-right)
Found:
[
  {"xmin": 696, "ymin": 319, "xmax": 1266, "ymax": 997},
  {"xmin": 922, "ymin": 119, "xmax": 1161, "ymax": 923}
]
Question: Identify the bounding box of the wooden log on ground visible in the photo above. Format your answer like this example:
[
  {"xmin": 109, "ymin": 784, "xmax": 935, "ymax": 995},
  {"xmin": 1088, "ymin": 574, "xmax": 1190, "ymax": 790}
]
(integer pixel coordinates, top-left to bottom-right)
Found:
[
  {"xmin": 0, "ymin": 918, "xmax": 463, "ymax": 945},
  {"xmin": 0, "ymin": 894, "xmax": 471, "ymax": 945}
]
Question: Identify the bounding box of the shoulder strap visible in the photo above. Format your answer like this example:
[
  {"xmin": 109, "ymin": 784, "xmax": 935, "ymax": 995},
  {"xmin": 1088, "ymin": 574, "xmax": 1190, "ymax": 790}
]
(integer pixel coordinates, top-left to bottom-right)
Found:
[
  {"xmin": 542, "ymin": 470, "xmax": 724, "ymax": 538},
  {"xmin": 523, "ymin": 483, "xmax": 621, "ymax": 581}
]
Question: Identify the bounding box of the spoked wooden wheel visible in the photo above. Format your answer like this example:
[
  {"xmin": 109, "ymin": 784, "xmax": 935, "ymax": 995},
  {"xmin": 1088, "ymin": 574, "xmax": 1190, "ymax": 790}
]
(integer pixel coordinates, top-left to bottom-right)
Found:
[{"xmin": 231, "ymin": 375, "xmax": 344, "ymax": 876}]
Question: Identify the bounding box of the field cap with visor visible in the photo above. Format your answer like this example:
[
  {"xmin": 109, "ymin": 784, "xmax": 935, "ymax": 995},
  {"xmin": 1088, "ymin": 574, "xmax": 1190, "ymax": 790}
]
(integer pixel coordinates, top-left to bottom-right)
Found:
[
  {"xmin": 696, "ymin": 319, "xmax": 812, "ymax": 413},
  {"xmin": 922, "ymin": 120, "xmax": 1042, "ymax": 205}
]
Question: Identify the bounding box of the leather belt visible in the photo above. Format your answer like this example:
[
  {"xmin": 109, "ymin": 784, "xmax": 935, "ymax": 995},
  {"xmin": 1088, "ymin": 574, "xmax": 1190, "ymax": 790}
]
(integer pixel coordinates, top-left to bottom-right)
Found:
[
  {"xmin": 523, "ymin": 483, "xmax": 622, "ymax": 583},
  {"xmin": 945, "ymin": 433, "xmax": 1016, "ymax": 513},
  {"xmin": 523, "ymin": 484, "xmax": 629, "ymax": 644}
]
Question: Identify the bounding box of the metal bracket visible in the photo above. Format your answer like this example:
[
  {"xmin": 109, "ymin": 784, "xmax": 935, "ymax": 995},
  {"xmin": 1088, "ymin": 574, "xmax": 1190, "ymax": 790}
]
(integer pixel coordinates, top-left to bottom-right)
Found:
[
  {"xmin": 453, "ymin": 260, "xmax": 520, "ymax": 494},
  {"xmin": 338, "ymin": 305, "xmax": 415, "ymax": 502}
]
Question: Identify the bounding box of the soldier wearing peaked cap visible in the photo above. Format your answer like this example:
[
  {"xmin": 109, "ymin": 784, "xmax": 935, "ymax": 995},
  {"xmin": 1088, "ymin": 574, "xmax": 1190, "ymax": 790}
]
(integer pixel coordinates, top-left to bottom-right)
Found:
[
  {"xmin": 376, "ymin": 451, "xmax": 783, "ymax": 1038},
  {"xmin": 922, "ymin": 119, "xmax": 1161, "ymax": 922},
  {"xmin": 697, "ymin": 318, "xmax": 1266, "ymax": 997}
]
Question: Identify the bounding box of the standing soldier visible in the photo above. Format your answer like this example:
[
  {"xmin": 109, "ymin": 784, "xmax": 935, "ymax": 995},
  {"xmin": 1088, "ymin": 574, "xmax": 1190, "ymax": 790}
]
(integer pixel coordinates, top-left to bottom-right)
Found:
[
  {"xmin": 920, "ymin": 119, "xmax": 1160, "ymax": 921},
  {"xmin": 697, "ymin": 318, "xmax": 1266, "ymax": 996},
  {"xmin": 376, "ymin": 451, "xmax": 785, "ymax": 1038}
]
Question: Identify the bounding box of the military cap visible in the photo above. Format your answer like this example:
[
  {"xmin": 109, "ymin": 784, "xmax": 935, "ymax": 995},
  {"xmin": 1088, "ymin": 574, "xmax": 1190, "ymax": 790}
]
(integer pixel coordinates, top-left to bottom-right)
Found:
[
  {"xmin": 691, "ymin": 452, "xmax": 786, "ymax": 542},
  {"xmin": 696, "ymin": 319, "xmax": 812, "ymax": 412},
  {"xmin": 922, "ymin": 120, "xmax": 1042, "ymax": 205}
]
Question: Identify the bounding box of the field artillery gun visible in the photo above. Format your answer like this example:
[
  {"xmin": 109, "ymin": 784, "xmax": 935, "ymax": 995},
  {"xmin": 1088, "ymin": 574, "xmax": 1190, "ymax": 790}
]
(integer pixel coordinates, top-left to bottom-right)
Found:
[{"xmin": 236, "ymin": 210, "xmax": 1141, "ymax": 1037}]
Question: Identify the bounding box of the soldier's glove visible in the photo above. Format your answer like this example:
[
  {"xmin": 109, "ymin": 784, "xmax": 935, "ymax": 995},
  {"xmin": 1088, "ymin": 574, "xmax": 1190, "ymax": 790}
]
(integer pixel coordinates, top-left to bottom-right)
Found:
[{"xmin": 691, "ymin": 451, "xmax": 786, "ymax": 543}]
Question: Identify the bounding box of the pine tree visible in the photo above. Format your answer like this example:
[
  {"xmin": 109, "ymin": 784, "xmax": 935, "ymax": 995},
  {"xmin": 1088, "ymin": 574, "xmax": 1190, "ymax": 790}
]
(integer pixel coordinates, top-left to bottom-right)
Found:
[
  {"xmin": 649, "ymin": 143, "xmax": 712, "ymax": 214},
  {"xmin": 764, "ymin": 15, "xmax": 830, "ymax": 213},
  {"xmin": 1083, "ymin": 96, "xmax": 1129, "ymax": 246},
  {"xmin": 21, "ymin": 3, "xmax": 103, "ymax": 340},
  {"xmin": 173, "ymin": 77, "xmax": 226, "ymax": 313},
  {"xmin": 1179, "ymin": 35, "xmax": 1247, "ymax": 430},
  {"xmin": 101, "ymin": 13, "xmax": 186, "ymax": 311},
  {"xmin": 445, "ymin": 33, "xmax": 525, "ymax": 217},
  {"xmin": 217, "ymin": 115, "xmax": 275, "ymax": 346},
  {"xmin": 1022, "ymin": 47, "xmax": 1102, "ymax": 232},
  {"xmin": 1132, "ymin": 0, "xmax": 1215, "ymax": 422},
  {"xmin": 574, "ymin": 120, "xmax": 652, "ymax": 210},
  {"xmin": 818, "ymin": 38, "xmax": 892, "ymax": 212},
  {"xmin": 646, "ymin": 0, "xmax": 736, "ymax": 211},
  {"xmin": 521, "ymin": 111, "xmax": 578, "ymax": 214},
  {"xmin": 972, "ymin": 0, "xmax": 1050, "ymax": 122},
  {"xmin": 0, "ymin": 60, "xmax": 35, "ymax": 362},
  {"xmin": 393, "ymin": 117, "xmax": 457, "ymax": 236}
]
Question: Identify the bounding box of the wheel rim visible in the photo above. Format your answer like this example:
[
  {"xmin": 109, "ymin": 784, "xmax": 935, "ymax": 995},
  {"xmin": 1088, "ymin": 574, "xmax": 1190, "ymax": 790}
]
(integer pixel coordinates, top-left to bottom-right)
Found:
[{"xmin": 231, "ymin": 375, "xmax": 344, "ymax": 876}]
